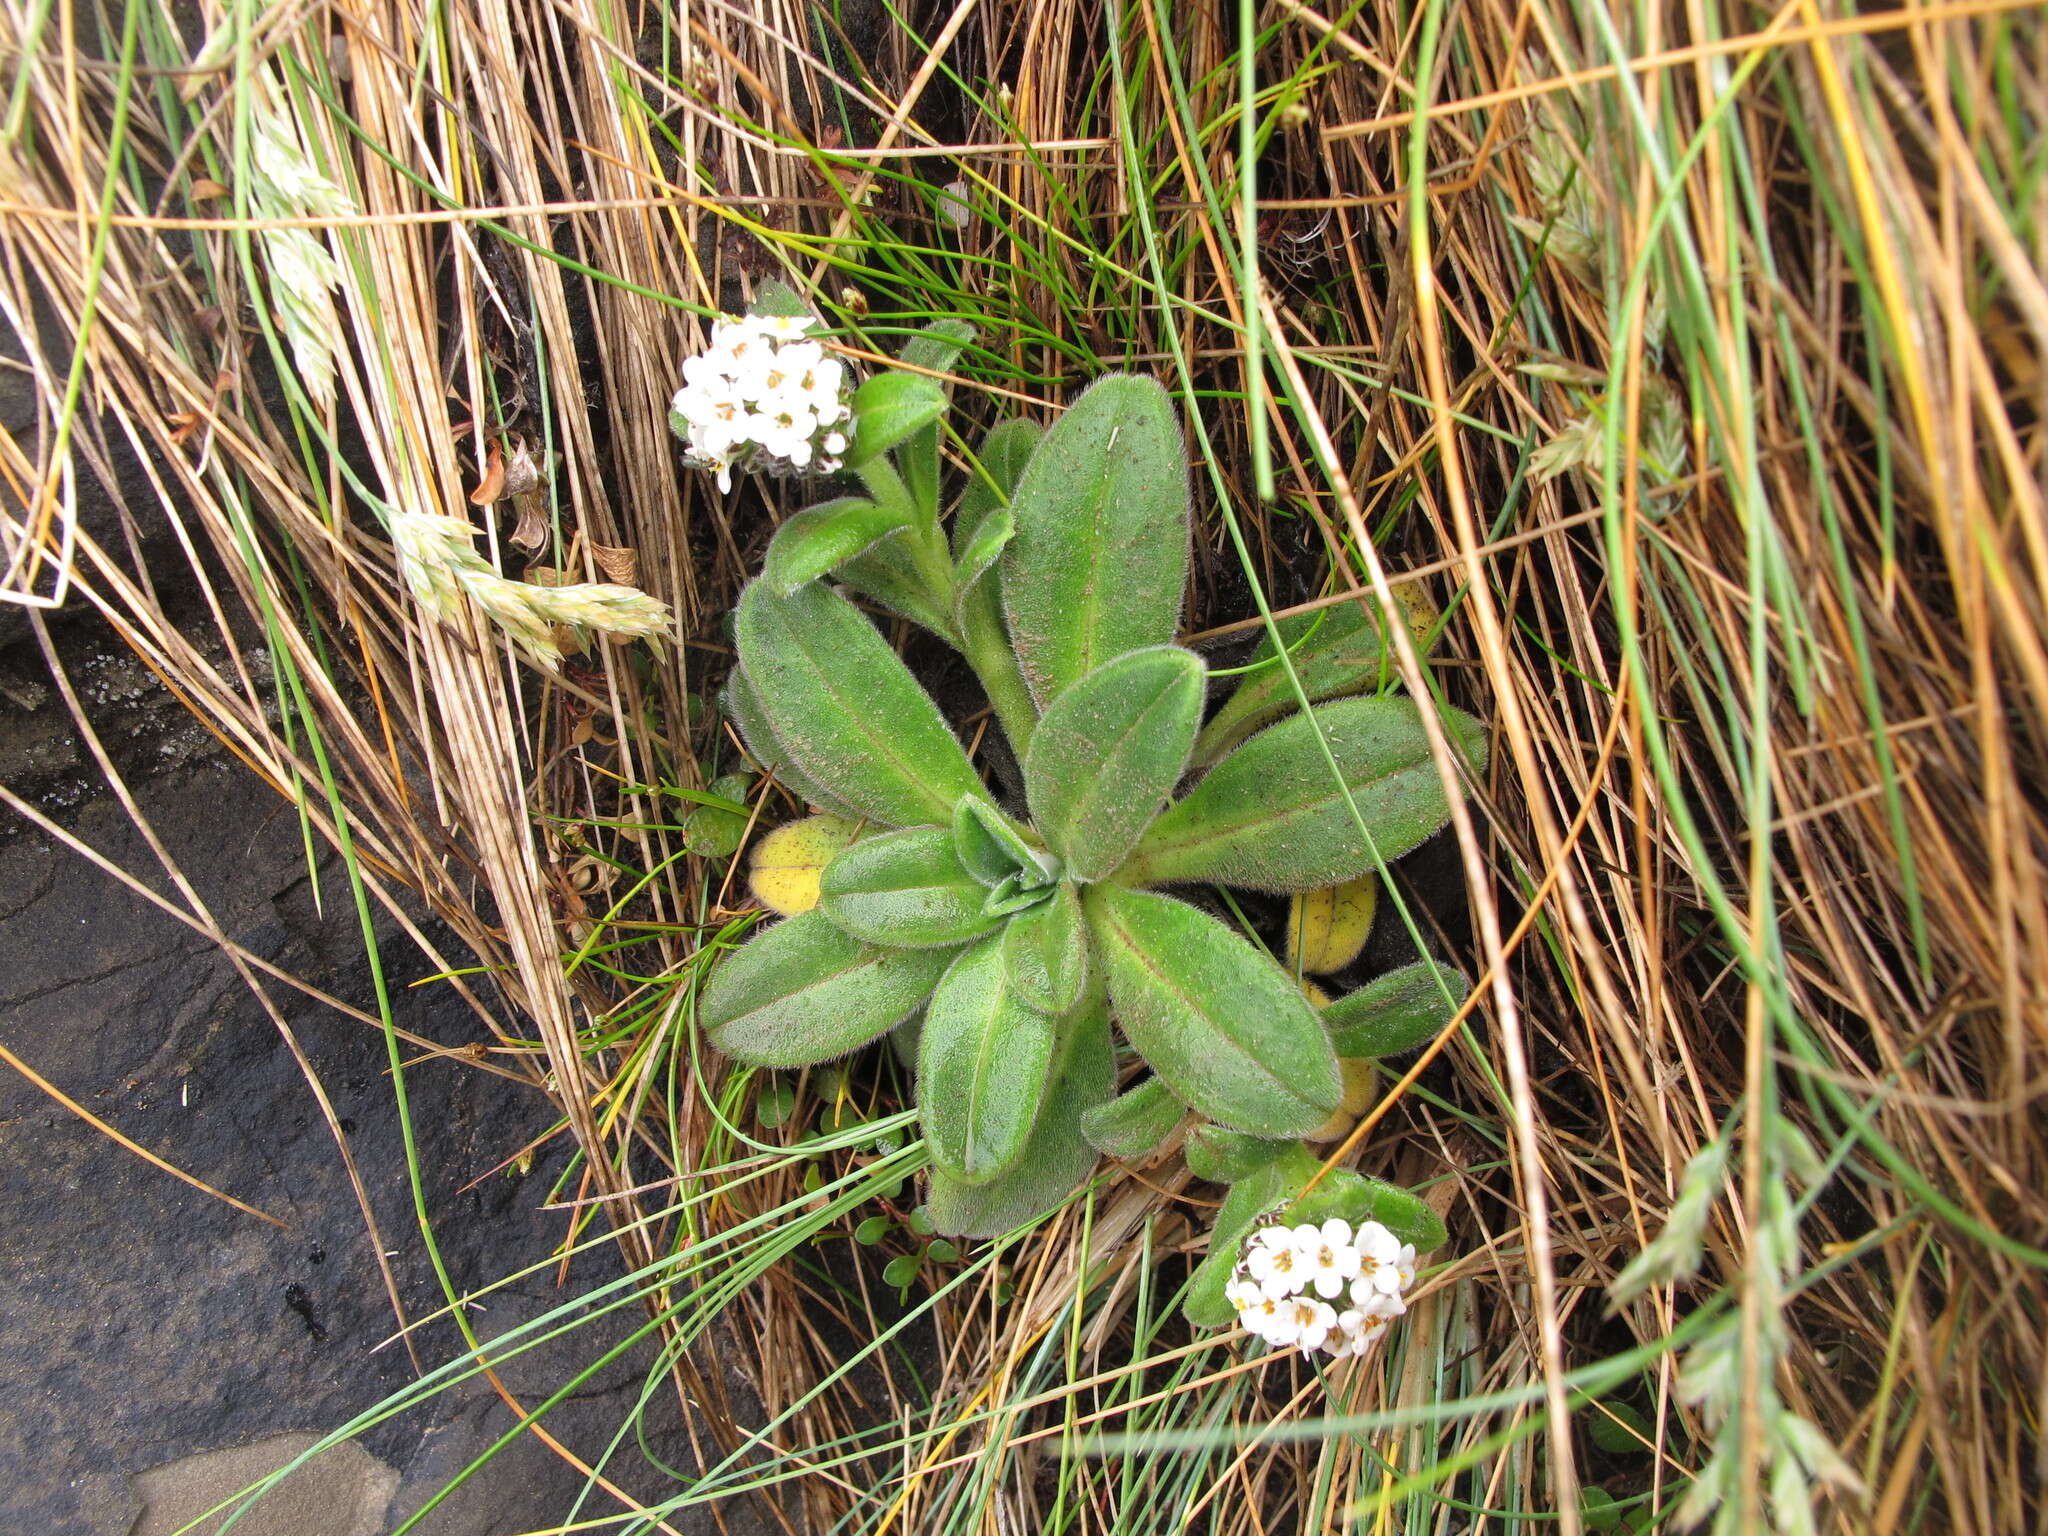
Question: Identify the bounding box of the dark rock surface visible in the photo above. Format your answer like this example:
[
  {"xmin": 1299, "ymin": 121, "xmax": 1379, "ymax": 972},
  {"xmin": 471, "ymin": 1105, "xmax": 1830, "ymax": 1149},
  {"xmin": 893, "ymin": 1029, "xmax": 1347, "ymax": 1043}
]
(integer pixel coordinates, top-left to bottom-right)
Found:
[{"xmin": 0, "ymin": 751, "xmax": 756, "ymax": 1535}]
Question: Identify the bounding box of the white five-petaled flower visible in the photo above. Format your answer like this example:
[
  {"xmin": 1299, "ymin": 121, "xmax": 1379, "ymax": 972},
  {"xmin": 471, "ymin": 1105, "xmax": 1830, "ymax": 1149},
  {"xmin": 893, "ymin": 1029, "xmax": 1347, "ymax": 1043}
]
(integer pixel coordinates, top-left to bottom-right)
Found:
[
  {"xmin": 1299, "ymin": 1218, "xmax": 1364, "ymax": 1299},
  {"xmin": 1227, "ymin": 1217, "xmax": 1419, "ymax": 1362},
  {"xmin": 1245, "ymin": 1226, "xmax": 1307, "ymax": 1300},
  {"xmin": 670, "ymin": 313, "xmax": 854, "ymax": 491}
]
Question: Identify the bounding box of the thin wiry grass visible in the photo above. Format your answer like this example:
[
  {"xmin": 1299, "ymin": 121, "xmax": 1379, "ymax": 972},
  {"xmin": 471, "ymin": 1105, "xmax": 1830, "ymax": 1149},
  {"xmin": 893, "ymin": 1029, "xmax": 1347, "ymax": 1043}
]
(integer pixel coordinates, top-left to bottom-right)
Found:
[{"xmin": 3, "ymin": 0, "xmax": 2043, "ymax": 1532}]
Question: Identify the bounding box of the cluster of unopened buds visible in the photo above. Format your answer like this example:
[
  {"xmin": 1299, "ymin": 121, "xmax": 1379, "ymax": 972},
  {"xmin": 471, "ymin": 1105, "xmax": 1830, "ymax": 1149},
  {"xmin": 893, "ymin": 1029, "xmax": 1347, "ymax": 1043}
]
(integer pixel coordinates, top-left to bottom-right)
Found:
[
  {"xmin": 670, "ymin": 314, "xmax": 852, "ymax": 492},
  {"xmin": 1227, "ymin": 1218, "xmax": 1416, "ymax": 1359}
]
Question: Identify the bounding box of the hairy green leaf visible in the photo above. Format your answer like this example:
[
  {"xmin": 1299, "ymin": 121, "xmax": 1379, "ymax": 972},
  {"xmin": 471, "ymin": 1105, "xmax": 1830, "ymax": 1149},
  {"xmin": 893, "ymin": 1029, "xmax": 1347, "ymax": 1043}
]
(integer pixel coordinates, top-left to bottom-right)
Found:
[
  {"xmin": 1078, "ymin": 1075, "xmax": 1182, "ymax": 1159},
  {"xmin": 1024, "ymin": 647, "xmax": 1204, "ymax": 880},
  {"xmin": 847, "ymin": 372, "xmax": 948, "ymax": 466},
  {"xmin": 953, "ymin": 417, "xmax": 1044, "ymax": 734},
  {"xmin": 737, "ymin": 580, "xmax": 983, "ymax": 828},
  {"xmin": 918, "ymin": 938, "xmax": 1056, "ymax": 1183},
  {"xmin": 898, "ymin": 318, "xmax": 977, "ymax": 377},
  {"xmin": 1182, "ymin": 1122, "xmax": 1296, "ymax": 1184},
  {"xmin": 1182, "ymin": 1144, "xmax": 1322, "ymax": 1327},
  {"xmin": 952, "ymin": 796, "xmax": 1053, "ymax": 887},
  {"xmin": 1083, "ymin": 885, "xmax": 1339, "ymax": 1137},
  {"xmin": 819, "ymin": 826, "xmax": 1003, "ymax": 948},
  {"xmin": 1000, "ymin": 878, "xmax": 1087, "ymax": 1015},
  {"xmin": 1283, "ymin": 1168, "xmax": 1447, "ymax": 1253},
  {"xmin": 747, "ymin": 279, "xmax": 810, "ymax": 319},
  {"xmin": 835, "ymin": 538, "xmax": 958, "ymax": 639},
  {"xmin": 952, "ymin": 505, "xmax": 1013, "ymax": 597},
  {"xmin": 924, "ymin": 997, "xmax": 1114, "ymax": 1237},
  {"xmin": 896, "ymin": 320, "xmax": 976, "ymax": 517},
  {"xmin": 1323, "ymin": 960, "xmax": 1467, "ymax": 1058},
  {"xmin": 1000, "ymin": 375, "xmax": 1190, "ymax": 707},
  {"xmin": 1123, "ymin": 697, "xmax": 1488, "ymax": 892},
  {"xmin": 763, "ymin": 498, "xmax": 909, "ymax": 594},
  {"xmin": 981, "ymin": 872, "xmax": 1055, "ymax": 917},
  {"xmin": 700, "ymin": 909, "xmax": 952, "ymax": 1068},
  {"xmin": 721, "ymin": 665, "xmax": 858, "ymax": 819},
  {"xmin": 1195, "ymin": 600, "xmax": 1403, "ymax": 764},
  {"xmin": 953, "ymin": 417, "xmax": 1043, "ymax": 567}
]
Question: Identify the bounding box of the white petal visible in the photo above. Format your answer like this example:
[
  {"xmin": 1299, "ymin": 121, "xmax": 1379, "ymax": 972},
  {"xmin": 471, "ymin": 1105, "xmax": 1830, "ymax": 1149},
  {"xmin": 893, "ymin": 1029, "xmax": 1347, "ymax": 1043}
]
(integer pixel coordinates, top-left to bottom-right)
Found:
[
  {"xmin": 1319, "ymin": 1218, "xmax": 1353, "ymax": 1249},
  {"xmin": 1357, "ymin": 1222, "xmax": 1399, "ymax": 1263}
]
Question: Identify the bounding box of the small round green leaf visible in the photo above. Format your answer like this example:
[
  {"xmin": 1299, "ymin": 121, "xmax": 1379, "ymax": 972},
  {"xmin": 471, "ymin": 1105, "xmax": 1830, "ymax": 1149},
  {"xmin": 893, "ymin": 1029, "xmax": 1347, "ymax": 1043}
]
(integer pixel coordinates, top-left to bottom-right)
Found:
[
  {"xmin": 854, "ymin": 1214, "xmax": 892, "ymax": 1245},
  {"xmin": 848, "ymin": 372, "xmax": 948, "ymax": 465},
  {"xmin": 700, "ymin": 908, "xmax": 953, "ymax": 1068},
  {"xmin": 1024, "ymin": 647, "xmax": 1205, "ymax": 880},
  {"xmin": 754, "ymin": 1081, "xmax": 797, "ymax": 1128},
  {"xmin": 1589, "ymin": 1402, "xmax": 1652, "ymax": 1456},
  {"xmin": 820, "ymin": 826, "xmax": 1003, "ymax": 948},
  {"xmin": 881, "ymin": 1252, "xmax": 922, "ymax": 1288}
]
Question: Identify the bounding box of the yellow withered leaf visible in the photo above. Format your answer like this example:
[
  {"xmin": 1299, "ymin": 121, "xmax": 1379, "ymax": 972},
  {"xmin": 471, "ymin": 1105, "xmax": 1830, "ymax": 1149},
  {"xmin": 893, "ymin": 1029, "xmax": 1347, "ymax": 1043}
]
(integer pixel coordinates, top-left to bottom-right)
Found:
[
  {"xmin": 1304, "ymin": 1058, "xmax": 1379, "ymax": 1142},
  {"xmin": 748, "ymin": 814, "xmax": 860, "ymax": 916},
  {"xmin": 1286, "ymin": 873, "xmax": 1379, "ymax": 975},
  {"xmin": 1396, "ymin": 582, "xmax": 1440, "ymax": 650}
]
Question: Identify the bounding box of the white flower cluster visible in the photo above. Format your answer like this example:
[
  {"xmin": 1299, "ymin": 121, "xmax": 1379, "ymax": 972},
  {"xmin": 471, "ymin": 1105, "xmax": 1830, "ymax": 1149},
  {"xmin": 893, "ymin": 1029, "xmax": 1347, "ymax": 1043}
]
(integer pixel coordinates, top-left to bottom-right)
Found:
[
  {"xmin": 1227, "ymin": 1218, "xmax": 1416, "ymax": 1359},
  {"xmin": 671, "ymin": 314, "xmax": 852, "ymax": 493}
]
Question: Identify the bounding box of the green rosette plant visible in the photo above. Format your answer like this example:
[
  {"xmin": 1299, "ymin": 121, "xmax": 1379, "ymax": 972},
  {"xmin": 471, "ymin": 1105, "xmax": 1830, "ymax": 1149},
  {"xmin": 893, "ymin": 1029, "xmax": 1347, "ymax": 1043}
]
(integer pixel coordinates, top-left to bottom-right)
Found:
[{"xmin": 687, "ymin": 310, "xmax": 1486, "ymax": 1330}]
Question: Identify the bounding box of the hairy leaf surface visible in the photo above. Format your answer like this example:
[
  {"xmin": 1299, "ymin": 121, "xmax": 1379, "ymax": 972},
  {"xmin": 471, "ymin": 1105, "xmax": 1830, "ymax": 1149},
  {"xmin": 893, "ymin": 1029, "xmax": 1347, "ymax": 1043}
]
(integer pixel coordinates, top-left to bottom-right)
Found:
[
  {"xmin": 1079, "ymin": 1076, "xmax": 1183, "ymax": 1159},
  {"xmin": 847, "ymin": 372, "xmax": 947, "ymax": 466},
  {"xmin": 763, "ymin": 498, "xmax": 908, "ymax": 593},
  {"xmin": 1001, "ymin": 375, "xmax": 1189, "ymax": 707},
  {"xmin": 819, "ymin": 826, "xmax": 1003, "ymax": 948},
  {"xmin": 1181, "ymin": 1144, "xmax": 1322, "ymax": 1327},
  {"xmin": 919, "ymin": 938, "xmax": 1055, "ymax": 1183},
  {"xmin": 721, "ymin": 665, "xmax": 858, "ymax": 819},
  {"xmin": 1000, "ymin": 878, "xmax": 1088, "ymax": 1015},
  {"xmin": 1123, "ymin": 697, "xmax": 1487, "ymax": 892},
  {"xmin": 896, "ymin": 320, "xmax": 976, "ymax": 519},
  {"xmin": 701, "ymin": 909, "xmax": 952, "ymax": 1068},
  {"xmin": 924, "ymin": 998, "xmax": 1114, "ymax": 1237},
  {"xmin": 1323, "ymin": 960, "xmax": 1467, "ymax": 1058},
  {"xmin": 1024, "ymin": 647, "xmax": 1203, "ymax": 880},
  {"xmin": 737, "ymin": 580, "xmax": 982, "ymax": 828},
  {"xmin": 1084, "ymin": 885, "xmax": 1339, "ymax": 1137}
]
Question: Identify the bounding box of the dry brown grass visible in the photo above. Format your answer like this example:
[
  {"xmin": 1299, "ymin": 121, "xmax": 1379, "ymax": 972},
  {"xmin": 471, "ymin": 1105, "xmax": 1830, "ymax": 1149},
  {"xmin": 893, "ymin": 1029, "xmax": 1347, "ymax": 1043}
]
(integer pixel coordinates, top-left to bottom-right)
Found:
[{"xmin": 3, "ymin": 0, "xmax": 2044, "ymax": 1531}]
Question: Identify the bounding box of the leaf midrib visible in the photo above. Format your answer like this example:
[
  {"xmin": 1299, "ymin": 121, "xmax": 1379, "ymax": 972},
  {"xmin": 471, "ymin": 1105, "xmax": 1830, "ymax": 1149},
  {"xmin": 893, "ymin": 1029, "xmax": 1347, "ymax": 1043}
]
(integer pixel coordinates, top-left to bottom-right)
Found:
[
  {"xmin": 780, "ymin": 596, "xmax": 965, "ymax": 824},
  {"xmin": 1100, "ymin": 894, "xmax": 1314, "ymax": 1117}
]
